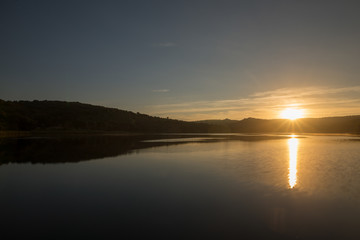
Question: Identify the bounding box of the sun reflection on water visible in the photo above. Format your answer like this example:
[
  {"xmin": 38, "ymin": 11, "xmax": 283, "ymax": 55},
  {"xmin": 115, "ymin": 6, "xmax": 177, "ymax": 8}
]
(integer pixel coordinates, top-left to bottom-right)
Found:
[{"xmin": 288, "ymin": 136, "xmax": 299, "ymax": 188}]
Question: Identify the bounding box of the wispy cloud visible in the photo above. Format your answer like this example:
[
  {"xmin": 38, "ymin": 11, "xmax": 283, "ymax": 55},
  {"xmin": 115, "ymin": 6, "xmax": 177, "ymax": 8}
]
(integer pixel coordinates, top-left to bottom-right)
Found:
[
  {"xmin": 252, "ymin": 86, "xmax": 360, "ymax": 98},
  {"xmin": 152, "ymin": 89, "xmax": 170, "ymax": 93},
  {"xmin": 153, "ymin": 42, "xmax": 177, "ymax": 47},
  {"xmin": 145, "ymin": 86, "xmax": 360, "ymax": 120}
]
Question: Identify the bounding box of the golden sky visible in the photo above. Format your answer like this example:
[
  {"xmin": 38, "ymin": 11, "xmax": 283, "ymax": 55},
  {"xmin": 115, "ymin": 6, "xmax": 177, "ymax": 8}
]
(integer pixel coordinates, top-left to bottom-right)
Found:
[{"xmin": 145, "ymin": 86, "xmax": 360, "ymax": 120}]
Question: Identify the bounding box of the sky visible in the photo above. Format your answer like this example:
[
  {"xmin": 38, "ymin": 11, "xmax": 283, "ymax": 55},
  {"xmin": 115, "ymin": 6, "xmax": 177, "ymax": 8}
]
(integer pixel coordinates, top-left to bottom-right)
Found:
[{"xmin": 1, "ymin": 0, "xmax": 360, "ymax": 120}]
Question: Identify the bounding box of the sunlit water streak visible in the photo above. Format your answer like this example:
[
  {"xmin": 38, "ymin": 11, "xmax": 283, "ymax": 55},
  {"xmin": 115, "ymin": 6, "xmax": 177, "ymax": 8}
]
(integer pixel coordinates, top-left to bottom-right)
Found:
[{"xmin": 288, "ymin": 137, "xmax": 299, "ymax": 188}]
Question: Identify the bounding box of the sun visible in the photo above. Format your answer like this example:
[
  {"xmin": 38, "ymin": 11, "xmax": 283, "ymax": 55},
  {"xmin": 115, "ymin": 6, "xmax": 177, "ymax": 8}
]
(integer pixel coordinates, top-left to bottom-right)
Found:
[{"xmin": 280, "ymin": 108, "xmax": 305, "ymax": 120}]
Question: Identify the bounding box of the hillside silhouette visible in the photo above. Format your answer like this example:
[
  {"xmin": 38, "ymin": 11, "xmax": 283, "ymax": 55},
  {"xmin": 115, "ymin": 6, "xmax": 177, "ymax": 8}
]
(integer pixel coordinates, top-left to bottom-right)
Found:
[
  {"xmin": 0, "ymin": 100, "xmax": 207, "ymax": 132},
  {"xmin": 0, "ymin": 100, "xmax": 359, "ymax": 133}
]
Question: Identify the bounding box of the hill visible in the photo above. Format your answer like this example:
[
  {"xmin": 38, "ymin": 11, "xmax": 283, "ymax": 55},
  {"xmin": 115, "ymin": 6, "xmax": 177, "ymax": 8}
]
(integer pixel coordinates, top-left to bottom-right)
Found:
[
  {"xmin": 0, "ymin": 100, "xmax": 207, "ymax": 132},
  {"xmin": 0, "ymin": 100, "xmax": 359, "ymax": 133}
]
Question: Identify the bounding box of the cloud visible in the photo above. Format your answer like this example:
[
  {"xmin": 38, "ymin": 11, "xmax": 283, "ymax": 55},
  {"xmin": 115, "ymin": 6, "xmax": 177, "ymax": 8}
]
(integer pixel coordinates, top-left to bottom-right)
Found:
[
  {"xmin": 252, "ymin": 86, "xmax": 360, "ymax": 98},
  {"xmin": 145, "ymin": 86, "xmax": 360, "ymax": 120},
  {"xmin": 154, "ymin": 42, "xmax": 177, "ymax": 47},
  {"xmin": 152, "ymin": 89, "xmax": 169, "ymax": 93}
]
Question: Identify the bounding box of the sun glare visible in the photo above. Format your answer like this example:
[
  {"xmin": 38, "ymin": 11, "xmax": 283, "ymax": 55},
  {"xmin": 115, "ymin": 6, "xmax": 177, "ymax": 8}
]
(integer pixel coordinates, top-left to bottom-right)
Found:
[{"xmin": 280, "ymin": 108, "xmax": 305, "ymax": 120}]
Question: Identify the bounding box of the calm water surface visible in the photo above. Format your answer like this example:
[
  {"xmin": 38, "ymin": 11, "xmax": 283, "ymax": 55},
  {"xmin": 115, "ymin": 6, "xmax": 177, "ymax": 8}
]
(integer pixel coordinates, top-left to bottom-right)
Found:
[{"xmin": 1, "ymin": 134, "xmax": 360, "ymax": 239}]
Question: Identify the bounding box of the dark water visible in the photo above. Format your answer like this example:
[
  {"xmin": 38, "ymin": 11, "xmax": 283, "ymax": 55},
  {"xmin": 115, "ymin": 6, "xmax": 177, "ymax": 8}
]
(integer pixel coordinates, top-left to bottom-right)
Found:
[{"xmin": 1, "ymin": 134, "xmax": 360, "ymax": 239}]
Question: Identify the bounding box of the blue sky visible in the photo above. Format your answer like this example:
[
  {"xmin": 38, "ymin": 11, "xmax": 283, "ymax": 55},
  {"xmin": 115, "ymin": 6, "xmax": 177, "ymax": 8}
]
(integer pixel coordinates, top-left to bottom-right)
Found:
[{"xmin": 1, "ymin": 0, "xmax": 360, "ymax": 120}]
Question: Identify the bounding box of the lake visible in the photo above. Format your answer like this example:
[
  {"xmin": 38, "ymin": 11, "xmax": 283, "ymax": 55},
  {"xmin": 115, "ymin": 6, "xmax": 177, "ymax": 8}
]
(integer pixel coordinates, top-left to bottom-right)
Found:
[{"xmin": 1, "ymin": 134, "xmax": 360, "ymax": 239}]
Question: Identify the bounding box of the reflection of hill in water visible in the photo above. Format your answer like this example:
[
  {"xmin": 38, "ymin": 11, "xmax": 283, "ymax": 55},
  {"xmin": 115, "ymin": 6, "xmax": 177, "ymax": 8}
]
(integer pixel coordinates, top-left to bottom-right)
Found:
[{"xmin": 0, "ymin": 134, "xmax": 289, "ymax": 165}]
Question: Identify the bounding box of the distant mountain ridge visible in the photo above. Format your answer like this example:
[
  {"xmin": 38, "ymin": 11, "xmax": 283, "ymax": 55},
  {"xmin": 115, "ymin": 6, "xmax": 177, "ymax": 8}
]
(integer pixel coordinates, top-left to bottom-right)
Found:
[
  {"xmin": 0, "ymin": 100, "xmax": 359, "ymax": 133},
  {"xmin": 195, "ymin": 116, "xmax": 360, "ymax": 133}
]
